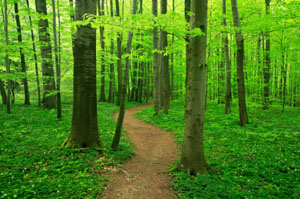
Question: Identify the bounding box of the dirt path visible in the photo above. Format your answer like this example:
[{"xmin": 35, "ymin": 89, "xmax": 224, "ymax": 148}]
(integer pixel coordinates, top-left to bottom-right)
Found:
[{"xmin": 102, "ymin": 103, "xmax": 179, "ymax": 199}]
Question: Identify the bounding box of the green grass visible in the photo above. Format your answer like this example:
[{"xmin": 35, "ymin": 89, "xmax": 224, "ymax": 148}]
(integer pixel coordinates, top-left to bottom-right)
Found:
[
  {"xmin": 136, "ymin": 100, "xmax": 300, "ymax": 199},
  {"xmin": 0, "ymin": 101, "xmax": 138, "ymax": 199}
]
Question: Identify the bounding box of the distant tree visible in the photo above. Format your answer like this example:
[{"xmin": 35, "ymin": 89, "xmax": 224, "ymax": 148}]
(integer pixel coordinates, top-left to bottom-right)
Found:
[
  {"xmin": 178, "ymin": 0, "xmax": 209, "ymax": 175},
  {"xmin": 98, "ymin": 0, "xmax": 106, "ymax": 102},
  {"xmin": 62, "ymin": 0, "xmax": 102, "ymax": 149},
  {"xmin": 35, "ymin": 0, "xmax": 56, "ymax": 108}
]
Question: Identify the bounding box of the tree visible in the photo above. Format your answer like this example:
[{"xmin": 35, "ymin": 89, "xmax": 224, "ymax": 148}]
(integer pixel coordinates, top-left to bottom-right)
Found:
[
  {"xmin": 98, "ymin": 0, "xmax": 106, "ymax": 102},
  {"xmin": 112, "ymin": 0, "xmax": 137, "ymax": 151},
  {"xmin": 0, "ymin": 79, "xmax": 7, "ymax": 105},
  {"xmin": 35, "ymin": 0, "xmax": 56, "ymax": 109},
  {"xmin": 152, "ymin": 0, "xmax": 160, "ymax": 116},
  {"xmin": 223, "ymin": 0, "xmax": 231, "ymax": 114},
  {"xmin": 116, "ymin": 0, "xmax": 122, "ymax": 106},
  {"xmin": 263, "ymin": 0, "xmax": 271, "ymax": 110},
  {"xmin": 231, "ymin": 0, "xmax": 249, "ymax": 125},
  {"xmin": 26, "ymin": 0, "xmax": 41, "ymax": 107},
  {"xmin": 178, "ymin": 0, "xmax": 209, "ymax": 175},
  {"xmin": 14, "ymin": 1, "xmax": 30, "ymax": 105},
  {"xmin": 52, "ymin": 0, "xmax": 62, "ymax": 119},
  {"xmin": 62, "ymin": 0, "xmax": 102, "ymax": 149},
  {"xmin": 159, "ymin": 0, "xmax": 170, "ymax": 114}
]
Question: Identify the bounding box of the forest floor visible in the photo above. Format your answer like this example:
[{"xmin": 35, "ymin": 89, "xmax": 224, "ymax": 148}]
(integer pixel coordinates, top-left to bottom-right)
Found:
[{"xmin": 102, "ymin": 103, "xmax": 179, "ymax": 199}]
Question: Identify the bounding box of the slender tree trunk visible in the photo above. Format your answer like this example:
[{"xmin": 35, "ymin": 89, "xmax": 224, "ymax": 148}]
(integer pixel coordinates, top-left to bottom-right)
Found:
[
  {"xmin": 36, "ymin": 0, "xmax": 56, "ymax": 109},
  {"xmin": 98, "ymin": 0, "xmax": 106, "ymax": 102},
  {"xmin": 130, "ymin": 62, "xmax": 137, "ymax": 101},
  {"xmin": 282, "ymin": 53, "xmax": 287, "ymax": 112},
  {"xmin": 69, "ymin": 0, "xmax": 75, "ymax": 53},
  {"xmin": 185, "ymin": 0, "xmax": 191, "ymax": 105},
  {"xmin": 231, "ymin": 0, "xmax": 249, "ymax": 126},
  {"xmin": 263, "ymin": 0, "xmax": 271, "ymax": 109},
  {"xmin": 159, "ymin": 0, "xmax": 170, "ymax": 114},
  {"xmin": 116, "ymin": 0, "xmax": 122, "ymax": 106},
  {"xmin": 52, "ymin": 0, "xmax": 62, "ymax": 119},
  {"xmin": 153, "ymin": 0, "xmax": 160, "ymax": 115},
  {"xmin": 0, "ymin": 80, "xmax": 7, "ymax": 105},
  {"xmin": 179, "ymin": 0, "xmax": 208, "ymax": 175},
  {"xmin": 223, "ymin": 0, "xmax": 231, "ymax": 114},
  {"xmin": 2, "ymin": 0, "xmax": 11, "ymax": 113},
  {"xmin": 170, "ymin": 0, "xmax": 175, "ymax": 100},
  {"xmin": 14, "ymin": 2, "xmax": 30, "ymax": 105},
  {"xmin": 26, "ymin": 0, "xmax": 41, "ymax": 107},
  {"xmin": 112, "ymin": 0, "xmax": 137, "ymax": 151},
  {"xmin": 62, "ymin": 0, "xmax": 102, "ymax": 149},
  {"xmin": 108, "ymin": 0, "xmax": 115, "ymax": 103}
]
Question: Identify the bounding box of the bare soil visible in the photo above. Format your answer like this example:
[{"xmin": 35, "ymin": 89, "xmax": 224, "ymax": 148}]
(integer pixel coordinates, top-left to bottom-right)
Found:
[{"xmin": 102, "ymin": 103, "xmax": 179, "ymax": 199}]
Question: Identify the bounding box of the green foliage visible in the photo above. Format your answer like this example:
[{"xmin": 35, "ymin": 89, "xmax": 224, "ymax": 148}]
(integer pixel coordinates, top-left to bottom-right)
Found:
[
  {"xmin": 0, "ymin": 101, "xmax": 135, "ymax": 198},
  {"xmin": 136, "ymin": 100, "xmax": 300, "ymax": 198}
]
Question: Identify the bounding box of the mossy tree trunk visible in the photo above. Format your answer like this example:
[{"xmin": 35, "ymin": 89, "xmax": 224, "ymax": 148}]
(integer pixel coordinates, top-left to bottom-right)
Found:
[
  {"xmin": 63, "ymin": 0, "xmax": 102, "ymax": 149},
  {"xmin": 178, "ymin": 0, "xmax": 209, "ymax": 175}
]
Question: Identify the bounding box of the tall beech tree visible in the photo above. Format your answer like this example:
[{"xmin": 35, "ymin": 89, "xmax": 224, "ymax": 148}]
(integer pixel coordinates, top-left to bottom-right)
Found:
[
  {"xmin": 14, "ymin": 2, "xmax": 30, "ymax": 105},
  {"xmin": 231, "ymin": 0, "xmax": 249, "ymax": 125},
  {"xmin": 223, "ymin": 0, "xmax": 231, "ymax": 114},
  {"xmin": 63, "ymin": 0, "xmax": 102, "ymax": 149},
  {"xmin": 178, "ymin": 0, "xmax": 209, "ymax": 175},
  {"xmin": 152, "ymin": 0, "xmax": 160, "ymax": 115},
  {"xmin": 36, "ymin": 0, "xmax": 56, "ymax": 109},
  {"xmin": 112, "ymin": 0, "xmax": 137, "ymax": 151},
  {"xmin": 159, "ymin": 0, "xmax": 170, "ymax": 114}
]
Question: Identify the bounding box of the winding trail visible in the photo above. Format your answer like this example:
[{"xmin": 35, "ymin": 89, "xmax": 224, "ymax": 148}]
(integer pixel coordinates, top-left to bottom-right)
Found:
[{"xmin": 103, "ymin": 103, "xmax": 179, "ymax": 199}]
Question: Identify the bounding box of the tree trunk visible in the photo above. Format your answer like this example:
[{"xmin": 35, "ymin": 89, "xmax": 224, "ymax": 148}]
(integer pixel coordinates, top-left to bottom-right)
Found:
[
  {"xmin": 98, "ymin": 0, "xmax": 106, "ymax": 102},
  {"xmin": 178, "ymin": 0, "xmax": 208, "ymax": 175},
  {"xmin": 63, "ymin": 0, "xmax": 102, "ymax": 149},
  {"xmin": 52, "ymin": 0, "xmax": 62, "ymax": 119},
  {"xmin": 112, "ymin": 0, "xmax": 137, "ymax": 151},
  {"xmin": 2, "ymin": 0, "xmax": 11, "ymax": 113},
  {"xmin": 159, "ymin": 0, "xmax": 170, "ymax": 114},
  {"xmin": 185, "ymin": 0, "xmax": 191, "ymax": 105},
  {"xmin": 231, "ymin": 0, "xmax": 249, "ymax": 126},
  {"xmin": 263, "ymin": 0, "xmax": 271, "ymax": 109},
  {"xmin": 223, "ymin": 0, "xmax": 231, "ymax": 114},
  {"xmin": 14, "ymin": 2, "xmax": 30, "ymax": 105},
  {"xmin": 36, "ymin": 0, "xmax": 56, "ymax": 109},
  {"xmin": 108, "ymin": 0, "xmax": 115, "ymax": 103},
  {"xmin": 26, "ymin": 0, "xmax": 41, "ymax": 107},
  {"xmin": 152, "ymin": 0, "xmax": 160, "ymax": 115},
  {"xmin": 0, "ymin": 79, "xmax": 7, "ymax": 105}
]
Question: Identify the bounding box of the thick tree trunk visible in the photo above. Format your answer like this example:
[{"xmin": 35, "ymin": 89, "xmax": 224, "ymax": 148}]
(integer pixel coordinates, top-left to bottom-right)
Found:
[
  {"xmin": 223, "ymin": 0, "xmax": 231, "ymax": 114},
  {"xmin": 263, "ymin": 0, "xmax": 271, "ymax": 110},
  {"xmin": 63, "ymin": 0, "xmax": 101, "ymax": 149},
  {"xmin": 179, "ymin": 0, "xmax": 208, "ymax": 175},
  {"xmin": 36, "ymin": 0, "xmax": 56, "ymax": 109},
  {"xmin": 52, "ymin": 0, "xmax": 62, "ymax": 119},
  {"xmin": 98, "ymin": 0, "xmax": 106, "ymax": 102},
  {"xmin": 26, "ymin": 0, "xmax": 41, "ymax": 107},
  {"xmin": 159, "ymin": 0, "xmax": 170, "ymax": 114},
  {"xmin": 152, "ymin": 0, "xmax": 160, "ymax": 115},
  {"xmin": 14, "ymin": 3, "xmax": 30, "ymax": 105},
  {"xmin": 231, "ymin": 0, "xmax": 249, "ymax": 126},
  {"xmin": 112, "ymin": 0, "xmax": 137, "ymax": 151}
]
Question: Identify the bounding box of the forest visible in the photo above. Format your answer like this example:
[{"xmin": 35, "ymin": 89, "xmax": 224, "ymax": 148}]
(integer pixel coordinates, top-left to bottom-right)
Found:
[{"xmin": 0, "ymin": 0, "xmax": 299, "ymax": 198}]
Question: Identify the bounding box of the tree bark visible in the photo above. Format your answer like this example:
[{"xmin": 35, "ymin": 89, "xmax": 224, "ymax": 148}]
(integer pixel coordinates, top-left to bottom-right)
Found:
[
  {"xmin": 178, "ymin": 0, "xmax": 208, "ymax": 175},
  {"xmin": 14, "ymin": 2, "xmax": 30, "ymax": 105},
  {"xmin": 26, "ymin": 0, "xmax": 41, "ymax": 107},
  {"xmin": 112, "ymin": 0, "xmax": 137, "ymax": 151},
  {"xmin": 223, "ymin": 0, "xmax": 231, "ymax": 114},
  {"xmin": 52, "ymin": 0, "xmax": 62, "ymax": 119},
  {"xmin": 231, "ymin": 0, "xmax": 249, "ymax": 125},
  {"xmin": 36, "ymin": 0, "xmax": 56, "ymax": 109},
  {"xmin": 98, "ymin": 0, "xmax": 106, "ymax": 102},
  {"xmin": 159, "ymin": 0, "xmax": 170, "ymax": 114},
  {"xmin": 263, "ymin": 0, "xmax": 271, "ymax": 109},
  {"xmin": 152, "ymin": 0, "xmax": 160, "ymax": 115},
  {"xmin": 63, "ymin": 0, "xmax": 101, "ymax": 149}
]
